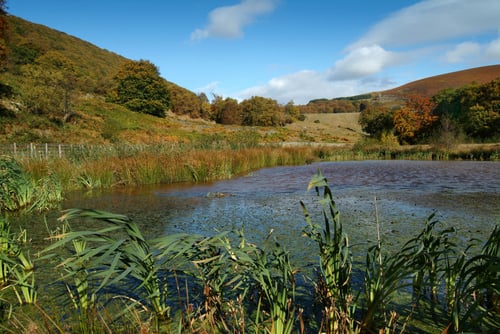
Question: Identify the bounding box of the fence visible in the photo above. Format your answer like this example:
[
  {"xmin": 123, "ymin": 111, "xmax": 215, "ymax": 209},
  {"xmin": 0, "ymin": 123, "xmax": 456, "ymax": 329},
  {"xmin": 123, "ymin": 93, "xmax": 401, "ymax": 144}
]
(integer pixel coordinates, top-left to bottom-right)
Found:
[{"xmin": 0, "ymin": 143, "xmax": 87, "ymax": 159}]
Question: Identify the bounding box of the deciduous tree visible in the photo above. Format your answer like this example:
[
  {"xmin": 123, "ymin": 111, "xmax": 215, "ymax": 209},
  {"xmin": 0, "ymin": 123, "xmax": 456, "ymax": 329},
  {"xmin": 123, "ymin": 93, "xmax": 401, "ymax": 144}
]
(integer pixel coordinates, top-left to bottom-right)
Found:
[
  {"xmin": 240, "ymin": 96, "xmax": 284, "ymax": 126},
  {"xmin": 20, "ymin": 51, "xmax": 78, "ymax": 119},
  {"xmin": 393, "ymin": 95, "xmax": 438, "ymax": 144},
  {"xmin": 111, "ymin": 59, "xmax": 169, "ymax": 117},
  {"xmin": 358, "ymin": 103, "xmax": 394, "ymax": 138}
]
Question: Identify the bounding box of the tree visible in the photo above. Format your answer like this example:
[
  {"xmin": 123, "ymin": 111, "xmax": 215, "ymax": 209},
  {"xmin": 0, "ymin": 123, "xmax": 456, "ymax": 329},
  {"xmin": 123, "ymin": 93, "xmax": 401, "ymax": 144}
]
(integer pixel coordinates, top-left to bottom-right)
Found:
[
  {"xmin": 358, "ymin": 103, "xmax": 394, "ymax": 138},
  {"xmin": 433, "ymin": 79, "xmax": 500, "ymax": 141},
  {"xmin": 465, "ymin": 105, "xmax": 500, "ymax": 139},
  {"xmin": 393, "ymin": 95, "xmax": 438, "ymax": 144},
  {"xmin": 283, "ymin": 100, "xmax": 300, "ymax": 123},
  {"xmin": 20, "ymin": 51, "xmax": 79, "ymax": 119},
  {"xmin": 240, "ymin": 96, "xmax": 284, "ymax": 126},
  {"xmin": 198, "ymin": 92, "xmax": 213, "ymax": 120},
  {"xmin": 211, "ymin": 95, "xmax": 242, "ymax": 125},
  {"xmin": 111, "ymin": 59, "xmax": 169, "ymax": 117}
]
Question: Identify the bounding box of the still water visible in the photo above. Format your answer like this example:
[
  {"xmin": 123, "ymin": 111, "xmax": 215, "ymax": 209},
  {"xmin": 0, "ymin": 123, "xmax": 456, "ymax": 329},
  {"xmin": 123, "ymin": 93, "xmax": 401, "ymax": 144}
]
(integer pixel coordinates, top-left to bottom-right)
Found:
[{"xmin": 40, "ymin": 160, "xmax": 499, "ymax": 264}]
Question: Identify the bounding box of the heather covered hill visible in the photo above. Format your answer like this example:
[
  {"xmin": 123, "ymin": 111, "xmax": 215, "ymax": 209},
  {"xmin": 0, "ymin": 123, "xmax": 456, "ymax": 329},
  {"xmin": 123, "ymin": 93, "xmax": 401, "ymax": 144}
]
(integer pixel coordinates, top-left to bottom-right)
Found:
[{"xmin": 379, "ymin": 65, "xmax": 500, "ymax": 98}]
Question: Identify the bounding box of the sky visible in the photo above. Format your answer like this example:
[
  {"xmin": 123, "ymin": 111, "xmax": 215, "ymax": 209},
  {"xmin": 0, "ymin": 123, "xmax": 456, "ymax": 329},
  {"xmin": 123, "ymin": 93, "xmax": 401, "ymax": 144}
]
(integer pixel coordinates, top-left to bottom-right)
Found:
[{"xmin": 8, "ymin": 0, "xmax": 500, "ymax": 104}]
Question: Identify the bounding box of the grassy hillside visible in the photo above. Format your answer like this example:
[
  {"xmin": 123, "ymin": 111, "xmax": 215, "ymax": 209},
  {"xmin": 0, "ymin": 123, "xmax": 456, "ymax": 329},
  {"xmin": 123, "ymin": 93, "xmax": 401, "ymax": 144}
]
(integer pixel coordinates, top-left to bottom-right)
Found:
[{"xmin": 2, "ymin": 15, "xmax": 126, "ymax": 93}]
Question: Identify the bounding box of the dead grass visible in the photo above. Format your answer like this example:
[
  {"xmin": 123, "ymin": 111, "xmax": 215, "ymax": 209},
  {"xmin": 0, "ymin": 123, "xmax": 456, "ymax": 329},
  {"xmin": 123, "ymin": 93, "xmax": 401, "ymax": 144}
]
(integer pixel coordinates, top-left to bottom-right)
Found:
[{"xmin": 284, "ymin": 112, "xmax": 363, "ymax": 144}]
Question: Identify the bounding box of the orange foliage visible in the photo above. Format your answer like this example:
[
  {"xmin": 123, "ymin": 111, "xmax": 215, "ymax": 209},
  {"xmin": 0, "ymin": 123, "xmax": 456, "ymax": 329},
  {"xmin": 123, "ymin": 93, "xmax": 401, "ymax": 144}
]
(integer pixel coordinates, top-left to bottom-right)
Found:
[{"xmin": 393, "ymin": 95, "xmax": 438, "ymax": 144}]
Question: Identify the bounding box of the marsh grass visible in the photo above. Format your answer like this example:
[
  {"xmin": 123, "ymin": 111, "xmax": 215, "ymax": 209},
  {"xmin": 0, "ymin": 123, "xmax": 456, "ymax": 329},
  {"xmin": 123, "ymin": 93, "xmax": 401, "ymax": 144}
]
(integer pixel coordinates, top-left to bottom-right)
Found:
[{"xmin": 17, "ymin": 144, "xmax": 322, "ymax": 193}]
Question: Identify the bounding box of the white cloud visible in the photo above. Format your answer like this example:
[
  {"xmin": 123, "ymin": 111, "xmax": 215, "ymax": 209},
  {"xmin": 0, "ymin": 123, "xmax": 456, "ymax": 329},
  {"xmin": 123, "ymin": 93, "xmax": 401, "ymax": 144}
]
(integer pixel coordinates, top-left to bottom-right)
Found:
[
  {"xmin": 191, "ymin": 0, "xmax": 277, "ymax": 40},
  {"xmin": 485, "ymin": 37, "xmax": 500, "ymax": 60},
  {"xmin": 349, "ymin": 0, "xmax": 500, "ymax": 49},
  {"xmin": 236, "ymin": 70, "xmax": 396, "ymax": 104},
  {"xmin": 444, "ymin": 42, "xmax": 481, "ymax": 63},
  {"xmin": 328, "ymin": 45, "xmax": 402, "ymax": 80}
]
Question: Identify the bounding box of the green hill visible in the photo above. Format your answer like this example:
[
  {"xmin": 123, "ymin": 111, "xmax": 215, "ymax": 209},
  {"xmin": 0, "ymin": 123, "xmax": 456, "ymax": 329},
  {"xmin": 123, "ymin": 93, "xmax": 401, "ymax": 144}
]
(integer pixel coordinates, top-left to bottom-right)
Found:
[
  {"xmin": 0, "ymin": 15, "xmax": 216, "ymax": 144},
  {"xmin": 2, "ymin": 15, "xmax": 125, "ymax": 94}
]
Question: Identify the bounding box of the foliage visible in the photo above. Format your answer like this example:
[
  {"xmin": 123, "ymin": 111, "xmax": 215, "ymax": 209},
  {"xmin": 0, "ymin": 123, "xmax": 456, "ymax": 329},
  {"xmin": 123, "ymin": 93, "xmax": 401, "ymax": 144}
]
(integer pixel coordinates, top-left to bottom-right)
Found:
[
  {"xmin": 2, "ymin": 16, "xmax": 124, "ymax": 94},
  {"xmin": 212, "ymin": 95, "xmax": 243, "ymax": 125},
  {"xmin": 240, "ymin": 96, "xmax": 285, "ymax": 126},
  {"xmin": 433, "ymin": 79, "xmax": 500, "ymax": 141},
  {"xmin": 0, "ymin": 217, "xmax": 36, "ymax": 307},
  {"xmin": 302, "ymin": 171, "xmax": 355, "ymax": 333},
  {"xmin": 0, "ymin": 155, "xmax": 61, "ymax": 212},
  {"xmin": 0, "ymin": 0, "xmax": 7, "ymax": 70},
  {"xmin": 393, "ymin": 95, "xmax": 438, "ymax": 144},
  {"xmin": 19, "ymin": 51, "xmax": 79, "ymax": 119},
  {"xmin": 110, "ymin": 59, "xmax": 170, "ymax": 117},
  {"xmin": 358, "ymin": 102, "xmax": 394, "ymax": 138}
]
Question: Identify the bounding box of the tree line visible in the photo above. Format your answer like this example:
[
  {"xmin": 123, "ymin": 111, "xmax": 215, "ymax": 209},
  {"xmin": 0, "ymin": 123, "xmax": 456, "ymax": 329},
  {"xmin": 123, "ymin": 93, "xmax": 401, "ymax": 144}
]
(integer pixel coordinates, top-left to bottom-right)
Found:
[{"xmin": 359, "ymin": 79, "xmax": 500, "ymax": 144}]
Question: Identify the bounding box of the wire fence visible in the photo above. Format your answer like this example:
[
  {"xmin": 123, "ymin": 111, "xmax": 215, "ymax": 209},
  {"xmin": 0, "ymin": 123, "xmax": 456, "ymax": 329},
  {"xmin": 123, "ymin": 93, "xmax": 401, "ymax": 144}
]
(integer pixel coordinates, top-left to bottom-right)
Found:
[{"xmin": 0, "ymin": 143, "xmax": 90, "ymax": 159}]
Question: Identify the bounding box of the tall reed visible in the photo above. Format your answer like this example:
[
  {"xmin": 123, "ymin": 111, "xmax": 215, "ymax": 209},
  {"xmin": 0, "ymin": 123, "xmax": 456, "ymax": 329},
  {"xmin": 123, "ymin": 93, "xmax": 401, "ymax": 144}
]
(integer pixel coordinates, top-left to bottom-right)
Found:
[{"xmin": 302, "ymin": 171, "xmax": 355, "ymax": 333}]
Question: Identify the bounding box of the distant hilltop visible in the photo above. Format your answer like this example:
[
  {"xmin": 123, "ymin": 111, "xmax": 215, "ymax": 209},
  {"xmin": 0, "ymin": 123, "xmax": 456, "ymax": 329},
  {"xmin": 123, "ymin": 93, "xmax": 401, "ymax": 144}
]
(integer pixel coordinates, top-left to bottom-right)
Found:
[{"xmin": 378, "ymin": 64, "xmax": 500, "ymax": 98}]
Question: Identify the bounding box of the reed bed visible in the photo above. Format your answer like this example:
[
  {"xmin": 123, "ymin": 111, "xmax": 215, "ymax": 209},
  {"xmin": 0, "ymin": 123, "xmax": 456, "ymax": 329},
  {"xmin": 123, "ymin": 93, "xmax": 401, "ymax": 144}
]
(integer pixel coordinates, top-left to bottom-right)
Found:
[{"xmin": 16, "ymin": 145, "xmax": 323, "ymax": 193}]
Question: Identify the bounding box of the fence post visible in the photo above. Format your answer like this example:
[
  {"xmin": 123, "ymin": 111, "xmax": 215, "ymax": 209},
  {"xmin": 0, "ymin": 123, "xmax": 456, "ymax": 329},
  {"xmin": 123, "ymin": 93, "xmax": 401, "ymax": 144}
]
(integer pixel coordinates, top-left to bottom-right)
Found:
[
  {"xmin": 58, "ymin": 144, "xmax": 62, "ymax": 158},
  {"xmin": 13, "ymin": 143, "xmax": 16, "ymax": 157},
  {"xmin": 45, "ymin": 143, "xmax": 48, "ymax": 158}
]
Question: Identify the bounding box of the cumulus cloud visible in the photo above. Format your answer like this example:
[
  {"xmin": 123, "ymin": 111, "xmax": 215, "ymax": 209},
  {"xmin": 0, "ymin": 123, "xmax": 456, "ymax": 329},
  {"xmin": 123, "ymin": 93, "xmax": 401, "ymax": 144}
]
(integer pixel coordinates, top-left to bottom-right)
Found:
[
  {"xmin": 444, "ymin": 42, "xmax": 481, "ymax": 63},
  {"xmin": 191, "ymin": 0, "xmax": 277, "ymax": 40},
  {"xmin": 327, "ymin": 45, "xmax": 402, "ymax": 80},
  {"xmin": 236, "ymin": 70, "xmax": 396, "ymax": 104}
]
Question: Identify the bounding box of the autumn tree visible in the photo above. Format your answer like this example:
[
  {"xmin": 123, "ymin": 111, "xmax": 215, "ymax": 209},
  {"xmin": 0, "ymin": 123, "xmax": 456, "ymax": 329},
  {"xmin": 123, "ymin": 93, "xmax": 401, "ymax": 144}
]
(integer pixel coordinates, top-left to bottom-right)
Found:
[
  {"xmin": 358, "ymin": 102, "xmax": 394, "ymax": 138},
  {"xmin": 240, "ymin": 96, "xmax": 284, "ymax": 126},
  {"xmin": 283, "ymin": 100, "xmax": 300, "ymax": 123},
  {"xmin": 20, "ymin": 51, "xmax": 79, "ymax": 119},
  {"xmin": 212, "ymin": 95, "xmax": 242, "ymax": 125},
  {"xmin": 111, "ymin": 59, "xmax": 169, "ymax": 117},
  {"xmin": 433, "ymin": 79, "xmax": 499, "ymax": 140},
  {"xmin": 198, "ymin": 92, "xmax": 213, "ymax": 120},
  {"xmin": 393, "ymin": 95, "xmax": 438, "ymax": 144}
]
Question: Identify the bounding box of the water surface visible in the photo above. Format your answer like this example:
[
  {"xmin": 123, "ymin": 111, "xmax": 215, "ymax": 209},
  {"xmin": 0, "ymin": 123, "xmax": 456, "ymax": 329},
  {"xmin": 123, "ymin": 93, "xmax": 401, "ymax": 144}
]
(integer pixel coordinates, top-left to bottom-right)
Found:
[{"xmin": 43, "ymin": 160, "xmax": 500, "ymax": 264}]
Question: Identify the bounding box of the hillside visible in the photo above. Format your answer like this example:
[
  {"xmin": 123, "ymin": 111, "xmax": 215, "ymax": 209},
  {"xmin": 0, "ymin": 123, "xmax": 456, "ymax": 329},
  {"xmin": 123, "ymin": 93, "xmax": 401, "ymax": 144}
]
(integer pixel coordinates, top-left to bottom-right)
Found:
[
  {"xmin": 2, "ymin": 15, "xmax": 126, "ymax": 93},
  {"xmin": 379, "ymin": 65, "xmax": 500, "ymax": 98}
]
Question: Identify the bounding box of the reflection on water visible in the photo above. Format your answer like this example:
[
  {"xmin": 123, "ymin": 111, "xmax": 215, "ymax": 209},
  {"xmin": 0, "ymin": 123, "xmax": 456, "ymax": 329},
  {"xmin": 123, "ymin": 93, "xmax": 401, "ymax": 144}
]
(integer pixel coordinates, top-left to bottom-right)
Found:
[{"xmin": 36, "ymin": 160, "xmax": 498, "ymax": 266}]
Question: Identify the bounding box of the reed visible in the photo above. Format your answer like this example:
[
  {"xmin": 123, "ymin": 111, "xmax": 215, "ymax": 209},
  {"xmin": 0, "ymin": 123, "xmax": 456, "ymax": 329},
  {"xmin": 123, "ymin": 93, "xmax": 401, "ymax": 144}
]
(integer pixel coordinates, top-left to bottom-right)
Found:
[{"xmin": 302, "ymin": 171, "xmax": 356, "ymax": 333}]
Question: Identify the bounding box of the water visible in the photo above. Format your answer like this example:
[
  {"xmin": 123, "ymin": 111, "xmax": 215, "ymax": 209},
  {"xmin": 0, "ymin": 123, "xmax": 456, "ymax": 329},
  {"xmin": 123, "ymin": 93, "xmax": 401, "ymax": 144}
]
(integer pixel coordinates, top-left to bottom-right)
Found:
[{"xmin": 31, "ymin": 160, "xmax": 497, "ymax": 264}]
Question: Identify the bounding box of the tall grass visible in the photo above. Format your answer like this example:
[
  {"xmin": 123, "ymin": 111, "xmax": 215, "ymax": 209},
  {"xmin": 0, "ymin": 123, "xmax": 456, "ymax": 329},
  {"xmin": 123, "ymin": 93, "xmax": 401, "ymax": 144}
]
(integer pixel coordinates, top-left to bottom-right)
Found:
[
  {"xmin": 0, "ymin": 155, "xmax": 61, "ymax": 212},
  {"xmin": 17, "ymin": 144, "xmax": 323, "ymax": 193}
]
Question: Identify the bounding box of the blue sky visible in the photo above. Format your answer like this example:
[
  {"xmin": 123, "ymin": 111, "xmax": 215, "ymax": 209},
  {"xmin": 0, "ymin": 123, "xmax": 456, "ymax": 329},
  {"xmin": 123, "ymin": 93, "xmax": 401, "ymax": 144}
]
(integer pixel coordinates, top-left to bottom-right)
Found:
[{"xmin": 8, "ymin": 0, "xmax": 500, "ymax": 104}]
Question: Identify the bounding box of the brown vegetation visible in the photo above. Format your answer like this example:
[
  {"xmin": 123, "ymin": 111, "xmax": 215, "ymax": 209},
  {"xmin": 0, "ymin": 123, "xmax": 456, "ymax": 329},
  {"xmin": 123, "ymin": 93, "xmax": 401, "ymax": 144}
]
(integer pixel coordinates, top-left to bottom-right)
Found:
[{"xmin": 380, "ymin": 64, "xmax": 500, "ymax": 98}]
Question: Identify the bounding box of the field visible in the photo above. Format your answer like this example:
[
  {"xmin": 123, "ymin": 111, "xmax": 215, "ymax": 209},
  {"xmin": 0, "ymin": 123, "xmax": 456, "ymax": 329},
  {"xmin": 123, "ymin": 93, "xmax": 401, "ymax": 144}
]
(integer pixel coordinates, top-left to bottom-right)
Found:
[{"xmin": 284, "ymin": 112, "xmax": 363, "ymax": 144}]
